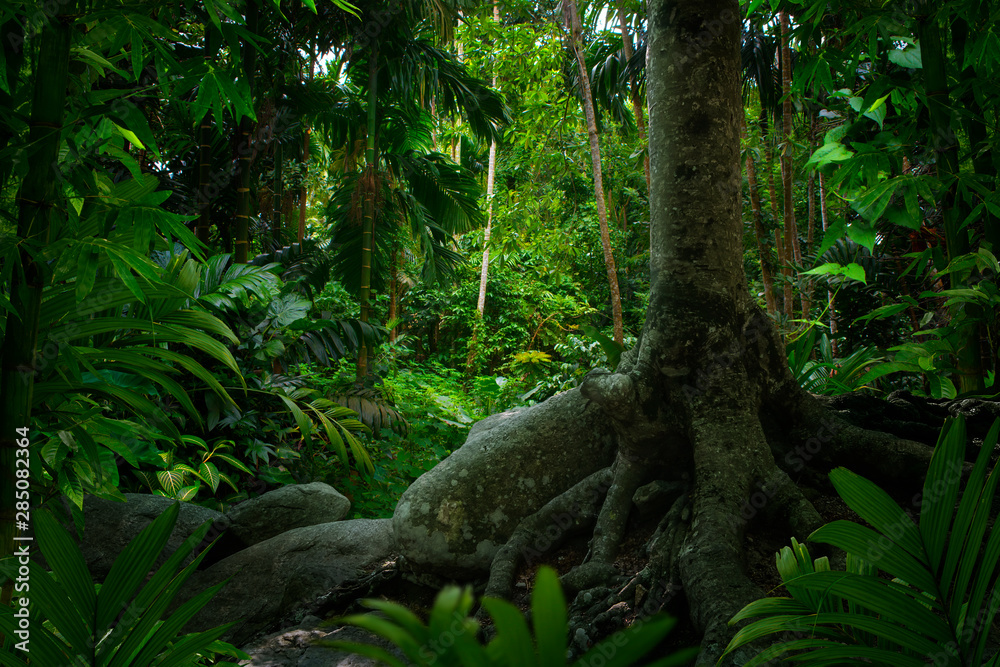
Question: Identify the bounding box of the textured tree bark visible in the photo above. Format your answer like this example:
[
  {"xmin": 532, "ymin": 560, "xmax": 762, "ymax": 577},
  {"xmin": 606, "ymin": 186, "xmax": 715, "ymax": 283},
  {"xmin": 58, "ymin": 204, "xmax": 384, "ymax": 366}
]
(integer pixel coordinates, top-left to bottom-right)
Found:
[
  {"xmin": 564, "ymin": 0, "xmax": 625, "ymax": 345},
  {"xmin": 357, "ymin": 50, "xmax": 379, "ymax": 380},
  {"xmin": 765, "ymin": 140, "xmax": 792, "ymax": 320}
]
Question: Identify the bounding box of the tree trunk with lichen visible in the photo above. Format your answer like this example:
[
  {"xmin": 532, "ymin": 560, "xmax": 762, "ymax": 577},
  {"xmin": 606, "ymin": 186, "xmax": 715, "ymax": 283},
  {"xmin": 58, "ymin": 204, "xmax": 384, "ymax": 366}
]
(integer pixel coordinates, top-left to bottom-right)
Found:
[{"xmin": 473, "ymin": 0, "xmax": 943, "ymax": 662}]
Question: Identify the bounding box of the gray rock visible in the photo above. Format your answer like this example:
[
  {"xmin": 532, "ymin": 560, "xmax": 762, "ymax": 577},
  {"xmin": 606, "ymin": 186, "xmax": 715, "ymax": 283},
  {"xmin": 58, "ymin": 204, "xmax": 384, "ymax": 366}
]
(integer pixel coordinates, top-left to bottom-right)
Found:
[
  {"xmin": 392, "ymin": 387, "xmax": 617, "ymax": 574},
  {"xmin": 239, "ymin": 618, "xmax": 405, "ymax": 667},
  {"xmin": 76, "ymin": 494, "xmax": 225, "ymax": 582},
  {"xmin": 226, "ymin": 482, "xmax": 351, "ymax": 548},
  {"xmin": 180, "ymin": 518, "xmax": 396, "ymax": 646}
]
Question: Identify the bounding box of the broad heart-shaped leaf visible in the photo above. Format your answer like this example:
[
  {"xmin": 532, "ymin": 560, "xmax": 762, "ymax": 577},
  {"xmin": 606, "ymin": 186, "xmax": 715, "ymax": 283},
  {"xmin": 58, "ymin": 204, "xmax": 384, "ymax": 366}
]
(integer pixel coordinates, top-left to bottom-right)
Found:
[{"xmin": 889, "ymin": 43, "xmax": 922, "ymax": 68}]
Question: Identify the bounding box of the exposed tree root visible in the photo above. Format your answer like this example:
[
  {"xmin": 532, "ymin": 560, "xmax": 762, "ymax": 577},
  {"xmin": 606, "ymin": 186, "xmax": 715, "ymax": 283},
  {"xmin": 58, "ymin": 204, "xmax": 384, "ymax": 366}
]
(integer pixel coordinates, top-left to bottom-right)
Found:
[
  {"xmin": 477, "ymin": 374, "xmax": 964, "ymax": 663},
  {"xmin": 561, "ymin": 451, "xmax": 651, "ymax": 593},
  {"xmin": 481, "ymin": 467, "xmax": 612, "ymax": 604}
]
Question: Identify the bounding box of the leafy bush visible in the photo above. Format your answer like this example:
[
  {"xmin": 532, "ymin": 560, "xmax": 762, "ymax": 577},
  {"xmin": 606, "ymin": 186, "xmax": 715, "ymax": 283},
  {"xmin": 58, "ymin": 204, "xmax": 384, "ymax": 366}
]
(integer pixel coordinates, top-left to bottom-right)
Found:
[
  {"xmin": 854, "ymin": 248, "xmax": 1000, "ymax": 398},
  {"xmin": 133, "ymin": 435, "xmax": 252, "ymax": 507},
  {"xmin": 0, "ymin": 503, "xmax": 247, "ymax": 666},
  {"xmin": 323, "ymin": 565, "xmax": 698, "ymax": 666},
  {"xmin": 785, "ymin": 327, "xmax": 885, "ymax": 395},
  {"xmin": 496, "ymin": 331, "xmax": 635, "ymax": 408},
  {"xmin": 297, "ymin": 358, "xmax": 480, "ymax": 518},
  {"xmin": 722, "ymin": 415, "xmax": 1000, "ymax": 666}
]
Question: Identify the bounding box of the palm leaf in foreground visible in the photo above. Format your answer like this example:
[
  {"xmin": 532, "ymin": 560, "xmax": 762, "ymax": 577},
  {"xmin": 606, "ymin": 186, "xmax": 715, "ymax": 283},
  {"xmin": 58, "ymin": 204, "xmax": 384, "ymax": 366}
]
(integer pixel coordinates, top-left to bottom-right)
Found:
[{"xmin": 723, "ymin": 416, "xmax": 1000, "ymax": 667}]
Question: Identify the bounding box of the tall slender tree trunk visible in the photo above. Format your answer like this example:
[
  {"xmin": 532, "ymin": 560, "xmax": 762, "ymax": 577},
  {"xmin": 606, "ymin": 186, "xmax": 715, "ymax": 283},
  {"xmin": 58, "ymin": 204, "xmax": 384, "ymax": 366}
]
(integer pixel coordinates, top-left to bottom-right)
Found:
[
  {"xmin": 270, "ymin": 59, "xmax": 284, "ymax": 245},
  {"xmin": 196, "ymin": 113, "xmax": 215, "ymax": 245},
  {"xmin": 779, "ymin": 11, "xmax": 804, "ymax": 323},
  {"xmin": 234, "ymin": 1, "xmax": 259, "ymax": 263},
  {"xmin": 271, "ymin": 124, "xmax": 283, "ymax": 244},
  {"xmin": 388, "ymin": 251, "xmax": 400, "ymax": 342},
  {"xmin": 617, "ymin": 6, "xmax": 650, "ymax": 190},
  {"xmin": 916, "ymin": 1, "xmax": 982, "ymax": 393},
  {"xmin": 0, "ymin": 8, "xmax": 71, "ymax": 603},
  {"xmin": 564, "ymin": 0, "xmax": 624, "ymax": 345},
  {"xmin": 801, "ymin": 114, "xmax": 816, "ymax": 318},
  {"xmin": 357, "ymin": 50, "xmax": 379, "ymax": 380},
  {"xmin": 476, "ymin": 0, "xmax": 501, "ymax": 319},
  {"xmin": 766, "ymin": 140, "xmax": 792, "ymax": 320},
  {"xmin": 299, "ymin": 45, "xmax": 315, "ymax": 242},
  {"xmin": 746, "ymin": 147, "xmax": 777, "ymax": 316},
  {"xmin": 196, "ymin": 27, "xmax": 219, "ymax": 245},
  {"xmin": 0, "ymin": 20, "xmax": 24, "ymax": 189},
  {"xmin": 819, "ymin": 171, "xmax": 838, "ymax": 355}
]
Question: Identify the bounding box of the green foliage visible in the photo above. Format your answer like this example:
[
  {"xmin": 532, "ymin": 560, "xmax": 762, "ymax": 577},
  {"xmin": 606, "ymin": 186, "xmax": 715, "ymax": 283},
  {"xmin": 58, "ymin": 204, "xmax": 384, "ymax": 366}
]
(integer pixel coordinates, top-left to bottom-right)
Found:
[
  {"xmin": 295, "ymin": 358, "xmax": 478, "ymax": 518},
  {"xmin": 786, "ymin": 327, "xmax": 885, "ymax": 395},
  {"xmin": 322, "ymin": 565, "xmax": 698, "ymax": 667},
  {"xmin": 497, "ymin": 332, "xmax": 636, "ymax": 408},
  {"xmin": 855, "ymin": 250, "xmax": 1000, "ymax": 398},
  {"xmin": 722, "ymin": 416, "xmax": 1000, "ymax": 666},
  {"xmin": 133, "ymin": 436, "xmax": 252, "ymax": 507},
  {"xmin": 0, "ymin": 503, "xmax": 247, "ymax": 666}
]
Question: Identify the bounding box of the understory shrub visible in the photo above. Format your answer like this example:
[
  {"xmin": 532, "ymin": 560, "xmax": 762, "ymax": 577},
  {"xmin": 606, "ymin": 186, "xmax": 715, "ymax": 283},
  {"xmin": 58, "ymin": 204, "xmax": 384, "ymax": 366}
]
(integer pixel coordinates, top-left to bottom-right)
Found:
[{"xmin": 722, "ymin": 415, "xmax": 1000, "ymax": 666}]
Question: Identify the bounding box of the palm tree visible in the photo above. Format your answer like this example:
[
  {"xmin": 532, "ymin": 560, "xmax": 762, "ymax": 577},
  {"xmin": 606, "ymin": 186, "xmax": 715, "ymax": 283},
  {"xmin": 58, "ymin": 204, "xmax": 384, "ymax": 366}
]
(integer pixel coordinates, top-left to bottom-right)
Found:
[{"xmin": 319, "ymin": 4, "xmax": 507, "ymax": 377}]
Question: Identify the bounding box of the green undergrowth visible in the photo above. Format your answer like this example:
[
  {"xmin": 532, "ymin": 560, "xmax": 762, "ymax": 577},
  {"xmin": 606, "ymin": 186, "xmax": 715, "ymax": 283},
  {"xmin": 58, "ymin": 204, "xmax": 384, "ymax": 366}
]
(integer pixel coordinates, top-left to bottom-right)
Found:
[{"xmin": 301, "ymin": 359, "xmax": 489, "ymax": 518}]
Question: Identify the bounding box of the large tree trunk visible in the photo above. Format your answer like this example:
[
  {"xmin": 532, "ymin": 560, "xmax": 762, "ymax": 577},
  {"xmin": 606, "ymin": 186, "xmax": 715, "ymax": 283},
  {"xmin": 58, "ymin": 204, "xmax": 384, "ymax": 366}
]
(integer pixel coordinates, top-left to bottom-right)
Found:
[
  {"xmin": 469, "ymin": 0, "xmax": 942, "ymax": 663},
  {"xmin": 564, "ymin": 0, "xmax": 625, "ymax": 345}
]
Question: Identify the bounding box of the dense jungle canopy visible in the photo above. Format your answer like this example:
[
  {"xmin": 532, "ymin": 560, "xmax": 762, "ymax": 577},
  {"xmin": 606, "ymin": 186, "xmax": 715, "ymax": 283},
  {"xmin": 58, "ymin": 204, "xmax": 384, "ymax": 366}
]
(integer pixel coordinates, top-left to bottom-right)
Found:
[{"xmin": 1, "ymin": 0, "xmax": 999, "ymax": 664}]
